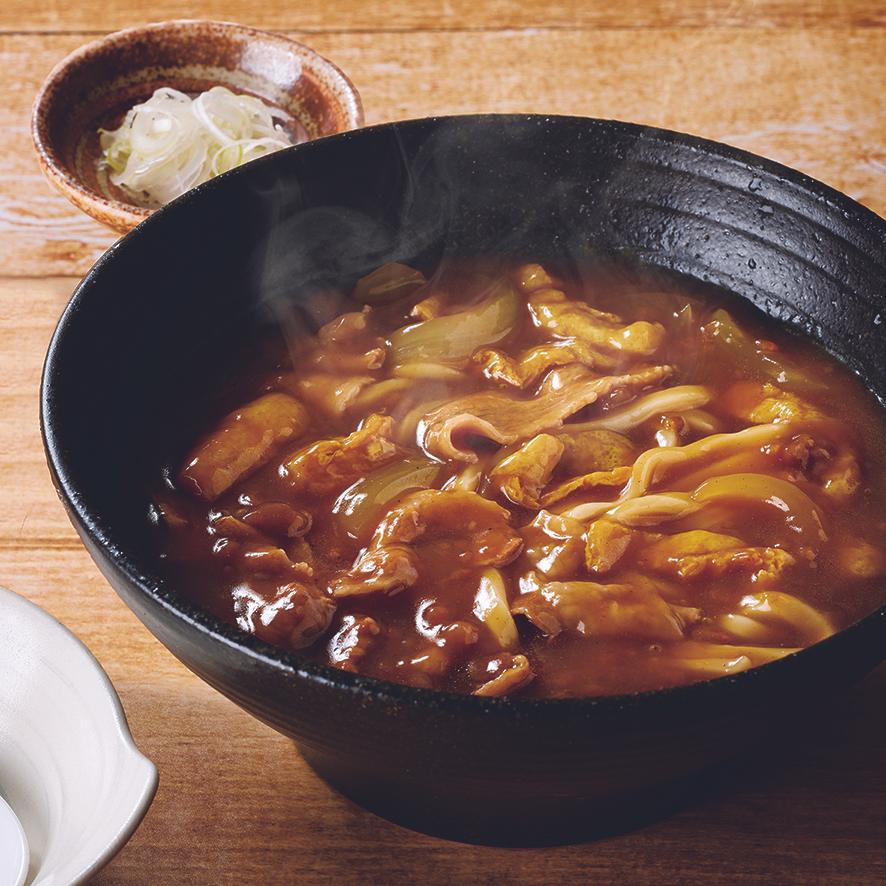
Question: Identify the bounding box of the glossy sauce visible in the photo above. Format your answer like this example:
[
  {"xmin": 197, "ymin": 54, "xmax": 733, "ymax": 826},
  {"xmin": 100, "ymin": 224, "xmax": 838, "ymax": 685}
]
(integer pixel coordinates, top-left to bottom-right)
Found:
[{"xmin": 154, "ymin": 261, "xmax": 886, "ymax": 698}]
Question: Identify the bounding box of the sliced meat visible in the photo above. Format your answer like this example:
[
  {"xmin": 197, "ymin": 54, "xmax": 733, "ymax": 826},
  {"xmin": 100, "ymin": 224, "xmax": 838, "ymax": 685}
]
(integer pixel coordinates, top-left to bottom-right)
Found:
[
  {"xmin": 472, "ymin": 653, "xmax": 535, "ymax": 697},
  {"xmin": 396, "ymin": 638, "xmax": 478, "ymax": 688},
  {"xmin": 328, "ymin": 615, "xmax": 382, "ymax": 672},
  {"xmin": 240, "ymin": 545, "xmax": 301, "ymax": 575},
  {"xmin": 528, "ymin": 288, "xmax": 666, "ymax": 358},
  {"xmin": 369, "ymin": 489, "xmax": 520, "ymax": 553},
  {"xmin": 512, "ymin": 577, "xmax": 699, "ymax": 641},
  {"xmin": 284, "ymin": 413, "xmax": 401, "ymax": 496},
  {"xmin": 584, "ymin": 518, "xmax": 636, "ymax": 574},
  {"xmin": 837, "ymin": 539, "xmax": 885, "ymax": 579},
  {"xmin": 557, "ymin": 428, "xmax": 638, "ymax": 474},
  {"xmin": 152, "ymin": 496, "xmax": 189, "ymax": 529},
  {"xmin": 637, "ymin": 530, "xmax": 797, "ymax": 582},
  {"xmin": 488, "ymin": 434, "xmax": 564, "ymax": 507},
  {"xmin": 331, "ymin": 544, "xmax": 419, "ymax": 598},
  {"xmin": 722, "ymin": 382, "xmax": 861, "ymax": 503},
  {"xmin": 209, "ymin": 512, "xmax": 263, "ymax": 542},
  {"xmin": 783, "ymin": 439, "xmax": 862, "ymax": 503},
  {"xmin": 179, "ymin": 392, "xmax": 309, "ymax": 501},
  {"xmin": 817, "ymin": 449, "xmax": 861, "ymax": 502},
  {"xmin": 416, "ymin": 602, "xmax": 481, "ymax": 657},
  {"xmin": 721, "ymin": 380, "xmax": 827, "ymax": 425},
  {"xmin": 474, "ymin": 340, "xmax": 620, "ymax": 387},
  {"xmin": 768, "ymin": 433, "xmax": 823, "ymax": 477},
  {"xmin": 311, "ymin": 308, "xmax": 387, "ymax": 372},
  {"xmin": 520, "ymin": 510, "xmax": 587, "ymax": 579},
  {"xmin": 233, "ymin": 580, "xmax": 336, "ymax": 649},
  {"xmin": 539, "ymin": 465, "xmax": 632, "ymax": 508},
  {"xmin": 240, "ymin": 501, "xmax": 312, "ymax": 539},
  {"xmin": 396, "ymin": 603, "xmax": 481, "ymax": 687},
  {"xmin": 209, "ymin": 512, "xmax": 315, "ymax": 578},
  {"xmin": 421, "ymin": 364, "xmax": 673, "ymax": 462},
  {"xmin": 285, "ymin": 537, "xmax": 316, "ymax": 576},
  {"xmin": 330, "ymin": 490, "xmax": 522, "ymax": 598},
  {"xmin": 513, "ymin": 262, "xmax": 555, "ymax": 294}
]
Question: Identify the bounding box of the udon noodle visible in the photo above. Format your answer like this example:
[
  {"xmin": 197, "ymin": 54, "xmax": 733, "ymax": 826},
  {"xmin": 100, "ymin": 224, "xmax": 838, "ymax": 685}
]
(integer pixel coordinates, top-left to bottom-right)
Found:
[{"xmin": 153, "ymin": 260, "xmax": 886, "ymax": 697}]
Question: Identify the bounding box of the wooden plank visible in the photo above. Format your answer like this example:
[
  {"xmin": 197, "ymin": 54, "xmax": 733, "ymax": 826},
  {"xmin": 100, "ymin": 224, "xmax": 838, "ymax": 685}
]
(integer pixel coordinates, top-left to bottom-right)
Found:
[
  {"xmin": 1, "ymin": 0, "xmax": 884, "ymax": 35},
  {"xmin": 2, "ymin": 28, "xmax": 885, "ymax": 279},
  {"xmin": 0, "ymin": 278, "xmax": 77, "ymax": 541}
]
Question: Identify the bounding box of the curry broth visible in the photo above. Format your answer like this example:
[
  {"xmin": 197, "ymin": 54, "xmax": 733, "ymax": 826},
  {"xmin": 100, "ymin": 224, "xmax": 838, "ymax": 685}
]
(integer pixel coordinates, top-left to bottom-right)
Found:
[{"xmin": 154, "ymin": 261, "xmax": 886, "ymax": 698}]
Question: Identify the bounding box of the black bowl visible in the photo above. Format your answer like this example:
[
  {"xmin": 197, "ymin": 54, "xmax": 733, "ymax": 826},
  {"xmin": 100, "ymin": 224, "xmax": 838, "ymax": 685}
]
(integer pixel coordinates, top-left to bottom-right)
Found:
[{"xmin": 41, "ymin": 115, "xmax": 886, "ymax": 845}]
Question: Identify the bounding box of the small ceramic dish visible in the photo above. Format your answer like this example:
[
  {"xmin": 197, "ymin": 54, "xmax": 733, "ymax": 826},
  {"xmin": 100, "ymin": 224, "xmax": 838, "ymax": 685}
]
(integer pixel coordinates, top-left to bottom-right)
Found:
[
  {"xmin": 0, "ymin": 795, "xmax": 28, "ymax": 886},
  {"xmin": 0, "ymin": 586, "xmax": 157, "ymax": 885},
  {"xmin": 31, "ymin": 19, "xmax": 363, "ymax": 232}
]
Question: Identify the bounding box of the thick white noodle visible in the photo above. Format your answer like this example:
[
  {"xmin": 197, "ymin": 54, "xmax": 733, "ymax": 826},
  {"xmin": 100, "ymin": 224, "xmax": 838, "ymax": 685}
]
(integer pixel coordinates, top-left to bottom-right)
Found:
[{"xmin": 565, "ymin": 385, "xmax": 712, "ymax": 433}]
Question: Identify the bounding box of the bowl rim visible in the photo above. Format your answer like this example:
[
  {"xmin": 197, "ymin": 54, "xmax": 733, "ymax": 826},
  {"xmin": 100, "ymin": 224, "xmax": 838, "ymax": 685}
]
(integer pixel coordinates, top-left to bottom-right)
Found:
[
  {"xmin": 30, "ymin": 18, "xmax": 364, "ymax": 231},
  {"xmin": 41, "ymin": 113, "xmax": 886, "ymax": 716}
]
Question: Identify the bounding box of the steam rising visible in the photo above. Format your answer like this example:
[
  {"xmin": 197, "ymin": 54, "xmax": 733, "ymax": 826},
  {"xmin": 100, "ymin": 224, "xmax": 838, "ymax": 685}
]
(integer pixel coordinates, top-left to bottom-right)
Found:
[{"xmin": 242, "ymin": 117, "xmax": 679, "ymax": 368}]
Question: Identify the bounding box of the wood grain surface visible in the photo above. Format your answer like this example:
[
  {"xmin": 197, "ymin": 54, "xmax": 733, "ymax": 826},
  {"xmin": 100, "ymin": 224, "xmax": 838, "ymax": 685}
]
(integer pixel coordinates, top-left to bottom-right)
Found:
[
  {"xmin": 0, "ymin": 2, "xmax": 884, "ymax": 883},
  {"xmin": 3, "ymin": 1, "xmax": 885, "ymax": 34}
]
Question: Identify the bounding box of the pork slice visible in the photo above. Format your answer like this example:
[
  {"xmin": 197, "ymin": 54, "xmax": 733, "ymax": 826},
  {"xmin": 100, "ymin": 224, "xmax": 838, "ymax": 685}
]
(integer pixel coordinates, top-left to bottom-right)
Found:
[
  {"xmin": 330, "ymin": 489, "xmax": 522, "ymax": 598},
  {"xmin": 512, "ymin": 577, "xmax": 698, "ymax": 642},
  {"xmin": 420, "ymin": 364, "xmax": 673, "ymax": 462}
]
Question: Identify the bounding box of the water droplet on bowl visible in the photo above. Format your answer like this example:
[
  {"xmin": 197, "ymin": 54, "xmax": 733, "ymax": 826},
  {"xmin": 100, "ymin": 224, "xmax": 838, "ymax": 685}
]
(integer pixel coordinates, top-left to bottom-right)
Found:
[
  {"xmin": 748, "ymin": 258, "xmax": 757, "ymax": 269},
  {"xmin": 748, "ymin": 177, "xmax": 763, "ymax": 192}
]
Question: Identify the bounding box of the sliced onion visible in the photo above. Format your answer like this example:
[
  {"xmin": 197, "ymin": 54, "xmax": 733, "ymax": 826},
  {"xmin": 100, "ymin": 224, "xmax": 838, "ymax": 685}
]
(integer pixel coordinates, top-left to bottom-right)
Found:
[{"xmin": 99, "ymin": 85, "xmax": 295, "ymax": 206}]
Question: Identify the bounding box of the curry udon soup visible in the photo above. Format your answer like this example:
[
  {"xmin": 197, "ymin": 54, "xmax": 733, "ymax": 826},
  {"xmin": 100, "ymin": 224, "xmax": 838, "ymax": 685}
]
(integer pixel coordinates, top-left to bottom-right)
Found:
[{"xmin": 154, "ymin": 260, "xmax": 886, "ymax": 698}]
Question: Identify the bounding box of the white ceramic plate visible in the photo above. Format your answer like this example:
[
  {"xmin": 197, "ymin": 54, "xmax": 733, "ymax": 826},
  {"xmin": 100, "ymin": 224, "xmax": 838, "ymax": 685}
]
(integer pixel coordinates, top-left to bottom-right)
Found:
[
  {"xmin": 0, "ymin": 794, "xmax": 28, "ymax": 886},
  {"xmin": 0, "ymin": 586, "xmax": 158, "ymax": 885}
]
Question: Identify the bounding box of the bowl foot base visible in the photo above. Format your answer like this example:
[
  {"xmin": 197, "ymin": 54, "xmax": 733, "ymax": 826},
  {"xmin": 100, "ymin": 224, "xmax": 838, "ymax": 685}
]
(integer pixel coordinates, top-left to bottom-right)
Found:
[{"xmin": 298, "ymin": 745, "xmax": 732, "ymax": 847}]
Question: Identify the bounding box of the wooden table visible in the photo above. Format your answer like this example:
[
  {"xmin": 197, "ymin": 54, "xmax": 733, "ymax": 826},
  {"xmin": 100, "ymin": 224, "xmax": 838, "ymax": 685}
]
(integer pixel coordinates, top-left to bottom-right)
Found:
[{"xmin": 1, "ymin": 2, "xmax": 884, "ymax": 882}]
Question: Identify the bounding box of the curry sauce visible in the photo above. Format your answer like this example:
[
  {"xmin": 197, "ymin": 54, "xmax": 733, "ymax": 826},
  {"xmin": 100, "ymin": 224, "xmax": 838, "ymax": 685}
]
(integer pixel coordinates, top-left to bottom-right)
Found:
[{"xmin": 153, "ymin": 261, "xmax": 886, "ymax": 697}]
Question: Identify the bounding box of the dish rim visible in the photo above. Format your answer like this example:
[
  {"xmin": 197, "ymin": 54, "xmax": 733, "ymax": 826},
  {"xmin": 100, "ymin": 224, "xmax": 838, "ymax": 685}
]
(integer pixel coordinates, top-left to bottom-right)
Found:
[
  {"xmin": 0, "ymin": 584, "xmax": 158, "ymax": 884},
  {"xmin": 40, "ymin": 112, "xmax": 886, "ymax": 715},
  {"xmin": 0, "ymin": 794, "xmax": 29, "ymax": 886},
  {"xmin": 30, "ymin": 18, "xmax": 365, "ymax": 230}
]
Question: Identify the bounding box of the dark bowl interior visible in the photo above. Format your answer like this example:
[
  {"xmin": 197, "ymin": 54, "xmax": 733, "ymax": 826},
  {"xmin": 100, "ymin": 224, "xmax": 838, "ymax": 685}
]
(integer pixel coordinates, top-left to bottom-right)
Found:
[{"xmin": 41, "ymin": 115, "xmax": 886, "ymax": 845}]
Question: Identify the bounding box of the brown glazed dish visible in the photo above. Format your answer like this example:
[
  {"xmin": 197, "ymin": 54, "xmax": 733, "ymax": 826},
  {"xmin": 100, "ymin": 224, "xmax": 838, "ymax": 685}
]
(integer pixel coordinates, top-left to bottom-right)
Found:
[
  {"xmin": 31, "ymin": 20, "xmax": 363, "ymax": 231},
  {"xmin": 41, "ymin": 116, "xmax": 886, "ymax": 844}
]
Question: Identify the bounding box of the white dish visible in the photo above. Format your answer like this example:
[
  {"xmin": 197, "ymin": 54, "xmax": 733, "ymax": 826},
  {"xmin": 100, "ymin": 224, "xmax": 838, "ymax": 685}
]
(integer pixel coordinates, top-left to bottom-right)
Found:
[
  {"xmin": 0, "ymin": 794, "xmax": 28, "ymax": 886},
  {"xmin": 0, "ymin": 586, "xmax": 157, "ymax": 885}
]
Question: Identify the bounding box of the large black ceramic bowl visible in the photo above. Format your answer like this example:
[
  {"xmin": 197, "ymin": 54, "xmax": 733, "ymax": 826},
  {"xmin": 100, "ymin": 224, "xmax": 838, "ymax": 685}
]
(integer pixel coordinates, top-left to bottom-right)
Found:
[{"xmin": 42, "ymin": 116, "xmax": 886, "ymax": 845}]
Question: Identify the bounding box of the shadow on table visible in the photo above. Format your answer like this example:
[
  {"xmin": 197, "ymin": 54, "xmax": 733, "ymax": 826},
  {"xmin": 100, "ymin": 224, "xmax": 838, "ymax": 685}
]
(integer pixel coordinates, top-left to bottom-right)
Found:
[
  {"xmin": 90, "ymin": 663, "xmax": 886, "ymax": 884},
  {"xmin": 299, "ymin": 662, "xmax": 886, "ymax": 848}
]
